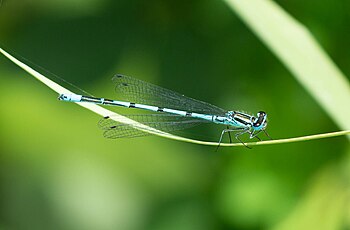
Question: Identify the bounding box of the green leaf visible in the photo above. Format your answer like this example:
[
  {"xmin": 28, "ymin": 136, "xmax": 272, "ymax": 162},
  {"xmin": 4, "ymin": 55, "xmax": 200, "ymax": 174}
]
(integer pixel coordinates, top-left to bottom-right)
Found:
[{"xmin": 224, "ymin": 0, "xmax": 350, "ymax": 134}]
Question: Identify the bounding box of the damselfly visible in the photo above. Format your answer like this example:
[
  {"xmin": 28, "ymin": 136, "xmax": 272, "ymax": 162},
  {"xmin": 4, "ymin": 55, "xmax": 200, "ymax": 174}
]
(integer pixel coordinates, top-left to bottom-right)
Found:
[{"xmin": 59, "ymin": 75, "xmax": 270, "ymax": 148}]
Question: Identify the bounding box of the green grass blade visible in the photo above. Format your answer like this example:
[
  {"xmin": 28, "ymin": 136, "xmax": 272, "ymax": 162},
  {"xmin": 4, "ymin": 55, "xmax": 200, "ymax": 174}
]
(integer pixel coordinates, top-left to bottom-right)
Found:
[
  {"xmin": 1, "ymin": 48, "xmax": 348, "ymax": 147},
  {"xmin": 0, "ymin": 48, "xmax": 173, "ymax": 138}
]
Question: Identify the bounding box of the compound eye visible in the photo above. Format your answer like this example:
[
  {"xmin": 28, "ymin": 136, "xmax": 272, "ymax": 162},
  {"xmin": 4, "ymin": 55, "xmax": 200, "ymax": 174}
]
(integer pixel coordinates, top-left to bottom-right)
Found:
[
  {"xmin": 253, "ymin": 112, "xmax": 267, "ymax": 128},
  {"xmin": 258, "ymin": 111, "xmax": 266, "ymax": 117}
]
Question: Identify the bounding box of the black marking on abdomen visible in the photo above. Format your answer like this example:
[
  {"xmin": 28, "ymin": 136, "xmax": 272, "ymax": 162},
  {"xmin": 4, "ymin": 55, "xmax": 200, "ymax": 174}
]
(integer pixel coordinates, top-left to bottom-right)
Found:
[
  {"xmin": 81, "ymin": 96, "xmax": 102, "ymax": 103},
  {"xmin": 157, "ymin": 107, "xmax": 164, "ymax": 112},
  {"xmin": 215, "ymin": 116, "xmax": 224, "ymax": 122},
  {"xmin": 186, "ymin": 112, "xmax": 192, "ymax": 117},
  {"xmin": 103, "ymin": 99, "xmax": 114, "ymax": 105},
  {"xmin": 129, "ymin": 102, "xmax": 136, "ymax": 108}
]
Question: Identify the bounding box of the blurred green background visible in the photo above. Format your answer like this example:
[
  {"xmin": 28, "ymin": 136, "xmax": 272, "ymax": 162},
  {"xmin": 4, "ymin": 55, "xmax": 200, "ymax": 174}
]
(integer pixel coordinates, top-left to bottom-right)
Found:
[{"xmin": 0, "ymin": 0, "xmax": 349, "ymax": 229}]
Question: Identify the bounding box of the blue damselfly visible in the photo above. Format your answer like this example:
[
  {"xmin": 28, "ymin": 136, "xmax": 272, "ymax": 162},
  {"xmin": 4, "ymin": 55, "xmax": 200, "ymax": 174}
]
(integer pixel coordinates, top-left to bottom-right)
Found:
[{"xmin": 59, "ymin": 75, "xmax": 270, "ymax": 148}]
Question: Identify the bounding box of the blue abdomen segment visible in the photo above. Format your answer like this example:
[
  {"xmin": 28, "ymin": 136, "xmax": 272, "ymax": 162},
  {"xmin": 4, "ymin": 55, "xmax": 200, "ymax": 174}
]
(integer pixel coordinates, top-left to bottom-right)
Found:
[
  {"xmin": 58, "ymin": 94, "xmax": 217, "ymax": 121},
  {"xmin": 58, "ymin": 94, "xmax": 82, "ymax": 102},
  {"xmin": 58, "ymin": 94, "xmax": 255, "ymax": 129}
]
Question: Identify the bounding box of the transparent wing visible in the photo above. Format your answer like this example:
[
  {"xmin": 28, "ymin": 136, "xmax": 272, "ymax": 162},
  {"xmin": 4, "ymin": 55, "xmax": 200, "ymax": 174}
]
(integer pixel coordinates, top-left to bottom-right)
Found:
[
  {"xmin": 98, "ymin": 114, "xmax": 208, "ymax": 138},
  {"xmin": 113, "ymin": 74, "xmax": 226, "ymax": 115}
]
